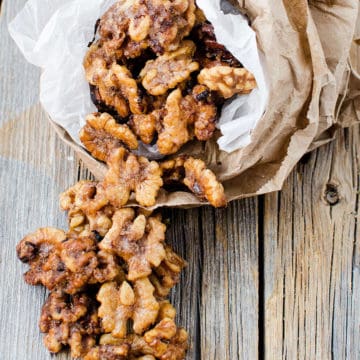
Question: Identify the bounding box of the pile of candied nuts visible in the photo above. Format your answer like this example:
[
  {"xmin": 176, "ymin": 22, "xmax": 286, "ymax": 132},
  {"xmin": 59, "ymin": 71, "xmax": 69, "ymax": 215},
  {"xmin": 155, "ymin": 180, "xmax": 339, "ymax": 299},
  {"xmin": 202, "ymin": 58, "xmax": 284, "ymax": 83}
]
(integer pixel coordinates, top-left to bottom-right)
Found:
[
  {"xmin": 17, "ymin": 1, "xmax": 257, "ymax": 359},
  {"xmin": 17, "ymin": 184, "xmax": 188, "ymax": 359},
  {"xmin": 79, "ymin": 0, "xmax": 257, "ymax": 208}
]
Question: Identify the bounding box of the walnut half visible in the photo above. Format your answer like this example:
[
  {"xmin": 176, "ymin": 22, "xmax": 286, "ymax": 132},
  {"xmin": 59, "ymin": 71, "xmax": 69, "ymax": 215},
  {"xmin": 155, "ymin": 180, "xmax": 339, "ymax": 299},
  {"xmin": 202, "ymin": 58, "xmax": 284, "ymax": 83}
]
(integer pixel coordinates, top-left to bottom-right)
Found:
[
  {"xmin": 91, "ymin": 301, "xmax": 188, "ymax": 359},
  {"xmin": 157, "ymin": 86, "xmax": 218, "ymax": 155},
  {"xmin": 97, "ymin": 279, "xmax": 160, "ymax": 338},
  {"xmin": 80, "ymin": 113, "xmax": 139, "ymax": 162},
  {"xmin": 99, "ymin": 208, "xmax": 166, "ymax": 281},
  {"xmin": 39, "ymin": 290, "xmax": 100, "ymax": 358},
  {"xmin": 104, "ymin": 147, "xmax": 163, "ymax": 208},
  {"xmin": 198, "ymin": 65, "xmax": 257, "ymax": 98},
  {"xmin": 17, "ymin": 228, "xmax": 123, "ymax": 294},
  {"xmin": 140, "ymin": 40, "xmax": 199, "ymax": 96},
  {"xmin": 183, "ymin": 157, "xmax": 227, "ymax": 208},
  {"xmin": 150, "ymin": 246, "xmax": 187, "ymax": 298},
  {"xmin": 160, "ymin": 156, "xmax": 227, "ymax": 208}
]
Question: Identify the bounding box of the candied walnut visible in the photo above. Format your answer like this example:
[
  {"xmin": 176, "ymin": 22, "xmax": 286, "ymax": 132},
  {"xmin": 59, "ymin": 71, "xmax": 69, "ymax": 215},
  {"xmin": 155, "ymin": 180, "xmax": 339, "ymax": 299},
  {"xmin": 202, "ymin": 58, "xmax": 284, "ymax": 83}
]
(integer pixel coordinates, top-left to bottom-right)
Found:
[
  {"xmin": 60, "ymin": 181, "xmax": 83, "ymax": 212},
  {"xmin": 84, "ymin": 44, "xmax": 146, "ymax": 117},
  {"xmin": 99, "ymin": 0, "xmax": 196, "ymax": 56},
  {"xmin": 193, "ymin": 103, "xmax": 216, "ymax": 140},
  {"xmin": 59, "ymin": 235, "xmax": 98, "ymax": 292},
  {"xmin": 60, "ymin": 180, "xmax": 108, "ymax": 215},
  {"xmin": 160, "ymin": 156, "xmax": 227, "ymax": 208},
  {"xmin": 86, "ymin": 207, "xmax": 115, "ymax": 237},
  {"xmin": 183, "ymin": 157, "xmax": 227, "ymax": 207},
  {"xmin": 143, "ymin": 319, "xmax": 188, "ymax": 360},
  {"xmin": 99, "ymin": 0, "xmax": 147, "ymax": 58},
  {"xmin": 97, "ymin": 279, "xmax": 160, "ymax": 338},
  {"xmin": 99, "ymin": 208, "xmax": 166, "ymax": 281},
  {"xmin": 104, "ymin": 147, "xmax": 163, "ymax": 207},
  {"xmin": 111, "ymin": 64, "xmax": 147, "ymax": 115},
  {"xmin": 182, "ymin": 85, "xmax": 217, "ymax": 141},
  {"xmin": 97, "ymin": 306, "xmax": 188, "ymax": 360},
  {"xmin": 17, "ymin": 227, "xmax": 65, "ymax": 263},
  {"xmin": 60, "ymin": 180, "xmax": 114, "ymax": 237},
  {"xmin": 73, "ymin": 182, "xmax": 108, "ymax": 214},
  {"xmin": 84, "ymin": 42, "xmax": 115, "ymax": 84},
  {"xmin": 84, "ymin": 344, "xmax": 130, "ymax": 360},
  {"xmin": 148, "ymin": 0, "xmax": 196, "ymax": 54},
  {"xmin": 150, "ymin": 246, "xmax": 186, "ymax": 298},
  {"xmin": 157, "ymin": 89, "xmax": 190, "ymax": 155},
  {"xmin": 61, "ymin": 233, "xmax": 123, "ymax": 292},
  {"xmin": 90, "ymin": 84, "xmax": 127, "ymax": 117},
  {"xmin": 80, "ymin": 113, "xmax": 139, "ymax": 162},
  {"xmin": 84, "ymin": 44, "xmax": 130, "ymax": 118},
  {"xmin": 129, "ymin": 112, "xmax": 158, "ymax": 145},
  {"xmin": 157, "ymin": 87, "xmax": 217, "ymax": 154},
  {"xmin": 58, "ymin": 234, "xmax": 115, "ymax": 294},
  {"xmin": 142, "ymin": 301, "xmax": 188, "ymax": 360},
  {"xmin": 17, "ymin": 227, "xmax": 122, "ymax": 293},
  {"xmin": 140, "ymin": 40, "xmax": 199, "ymax": 96},
  {"xmin": 97, "ymin": 80, "xmax": 130, "ymax": 118},
  {"xmin": 198, "ymin": 65, "xmax": 257, "ymax": 98},
  {"xmin": 61, "ymin": 235, "xmax": 123, "ymax": 293},
  {"xmin": 98, "ymin": 334, "xmax": 154, "ymax": 359},
  {"xmin": 90, "ymin": 250, "xmax": 125, "ymax": 285},
  {"xmin": 39, "ymin": 290, "xmax": 100, "ymax": 358},
  {"xmin": 16, "ymin": 227, "xmax": 68, "ymax": 290}
]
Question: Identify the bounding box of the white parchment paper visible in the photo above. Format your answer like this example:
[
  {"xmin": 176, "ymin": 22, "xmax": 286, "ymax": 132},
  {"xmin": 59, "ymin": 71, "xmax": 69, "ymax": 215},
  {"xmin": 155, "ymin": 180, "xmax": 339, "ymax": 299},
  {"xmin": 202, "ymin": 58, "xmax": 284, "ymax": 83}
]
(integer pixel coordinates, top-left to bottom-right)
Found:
[{"xmin": 9, "ymin": 0, "xmax": 268, "ymax": 154}]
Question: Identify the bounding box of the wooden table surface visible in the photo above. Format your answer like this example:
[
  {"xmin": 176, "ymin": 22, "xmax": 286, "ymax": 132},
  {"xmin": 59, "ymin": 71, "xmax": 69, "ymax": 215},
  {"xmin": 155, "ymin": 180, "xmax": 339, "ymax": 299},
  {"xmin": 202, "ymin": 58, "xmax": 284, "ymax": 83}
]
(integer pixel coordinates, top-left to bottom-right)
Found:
[{"xmin": 1, "ymin": 1, "xmax": 359, "ymax": 359}]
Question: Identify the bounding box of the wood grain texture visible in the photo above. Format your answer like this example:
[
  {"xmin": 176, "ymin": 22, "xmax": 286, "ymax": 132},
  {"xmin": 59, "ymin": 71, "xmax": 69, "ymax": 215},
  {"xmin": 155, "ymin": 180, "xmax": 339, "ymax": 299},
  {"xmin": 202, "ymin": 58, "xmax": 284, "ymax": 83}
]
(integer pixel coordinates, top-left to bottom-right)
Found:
[
  {"xmin": 0, "ymin": 1, "xmax": 87, "ymax": 359},
  {"xmin": 263, "ymin": 127, "xmax": 360, "ymax": 359},
  {"xmin": 0, "ymin": 0, "xmax": 359, "ymax": 360},
  {"xmin": 200, "ymin": 203, "xmax": 259, "ymax": 360}
]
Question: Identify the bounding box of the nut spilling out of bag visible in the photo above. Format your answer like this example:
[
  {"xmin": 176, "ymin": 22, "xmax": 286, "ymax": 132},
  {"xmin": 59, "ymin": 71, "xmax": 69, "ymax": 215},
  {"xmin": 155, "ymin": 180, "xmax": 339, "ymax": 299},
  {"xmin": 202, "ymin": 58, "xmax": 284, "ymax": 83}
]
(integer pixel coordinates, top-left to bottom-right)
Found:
[
  {"xmin": 79, "ymin": 0, "xmax": 257, "ymax": 208},
  {"xmin": 17, "ymin": 189, "xmax": 188, "ymax": 359}
]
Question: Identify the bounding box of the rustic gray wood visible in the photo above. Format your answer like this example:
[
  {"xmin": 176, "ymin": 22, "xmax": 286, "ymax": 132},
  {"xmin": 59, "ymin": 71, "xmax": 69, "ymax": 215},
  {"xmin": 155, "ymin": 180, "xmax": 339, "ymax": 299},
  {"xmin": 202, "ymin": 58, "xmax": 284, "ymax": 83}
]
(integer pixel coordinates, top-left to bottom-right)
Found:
[
  {"xmin": 0, "ymin": 1, "xmax": 359, "ymax": 360},
  {"xmin": 199, "ymin": 203, "xmax": 259, "ymax": 360},
  {"xmin": 263, "ymin": 127, "xmax": 360, "ymax": 360}
]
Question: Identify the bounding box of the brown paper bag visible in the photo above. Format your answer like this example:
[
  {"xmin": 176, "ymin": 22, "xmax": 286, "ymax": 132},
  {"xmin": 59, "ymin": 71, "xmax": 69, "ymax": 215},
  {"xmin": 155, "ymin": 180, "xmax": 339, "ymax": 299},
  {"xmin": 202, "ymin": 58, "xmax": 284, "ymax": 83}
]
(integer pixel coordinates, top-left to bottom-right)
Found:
[{"xmin": 51, "ymin": 0, "xmax": 359, "ymax": 209}]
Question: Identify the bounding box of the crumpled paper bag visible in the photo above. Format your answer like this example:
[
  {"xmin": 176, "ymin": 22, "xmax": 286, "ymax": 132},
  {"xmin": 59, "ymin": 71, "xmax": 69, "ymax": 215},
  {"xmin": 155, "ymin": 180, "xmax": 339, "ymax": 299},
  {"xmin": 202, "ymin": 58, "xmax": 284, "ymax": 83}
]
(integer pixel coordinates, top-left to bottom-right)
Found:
[{"xmin": 11, "ymin": 0, "xmax": 360, "ymax": 208}]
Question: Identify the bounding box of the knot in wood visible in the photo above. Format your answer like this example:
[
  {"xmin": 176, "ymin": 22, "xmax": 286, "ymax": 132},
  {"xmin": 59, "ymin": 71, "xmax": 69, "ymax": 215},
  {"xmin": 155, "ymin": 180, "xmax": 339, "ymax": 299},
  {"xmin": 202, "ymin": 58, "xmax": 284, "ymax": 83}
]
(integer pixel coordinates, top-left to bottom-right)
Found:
[{"xmin": 324, "ymin": 183, "xmax": 340, "ymax": 206}]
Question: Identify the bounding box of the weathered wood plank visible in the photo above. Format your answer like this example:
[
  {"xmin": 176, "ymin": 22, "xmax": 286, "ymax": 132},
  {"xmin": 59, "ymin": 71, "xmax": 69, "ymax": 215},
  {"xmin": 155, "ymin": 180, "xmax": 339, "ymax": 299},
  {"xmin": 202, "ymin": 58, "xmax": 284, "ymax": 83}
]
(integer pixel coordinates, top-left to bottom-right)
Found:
[
  {"xmin": 0, "ymin": 111, "xmax": 81, "ymax": 359},
  {"xmin": 200, "ymin": 201, "xmax": 259, "ymax": 360},
  {"xmin": 0, "ymin": 0, "xmax": 40, "ymax": 119},
  {"xmin": 164, "ymin": 208, "xmax": 204, "ymax": 360},
  {"xmin": 0, "ymin": 1, "xmax": 79, "ymax": 359},
  {"xmin": 263, "ymin": 125, "xmax": 360, "ymax": 359}
]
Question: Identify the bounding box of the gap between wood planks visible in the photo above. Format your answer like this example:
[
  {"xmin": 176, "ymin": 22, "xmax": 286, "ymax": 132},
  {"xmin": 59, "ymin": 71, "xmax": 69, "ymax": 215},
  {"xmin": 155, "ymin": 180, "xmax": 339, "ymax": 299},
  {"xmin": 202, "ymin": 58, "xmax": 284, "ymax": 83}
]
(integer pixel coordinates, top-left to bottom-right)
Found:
[{"xmin": 258, "ymin": 195, "xmax": 265, "ymax": 360}]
